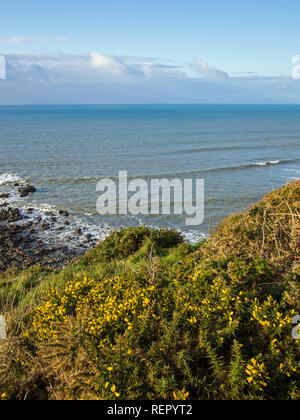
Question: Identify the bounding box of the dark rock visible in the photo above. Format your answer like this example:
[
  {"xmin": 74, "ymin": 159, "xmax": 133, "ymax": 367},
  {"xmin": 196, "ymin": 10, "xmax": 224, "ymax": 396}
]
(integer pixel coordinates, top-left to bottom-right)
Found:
[
  {"xmin": 85, "ymin": 234, "xmax": 93, "ymax": 243},
  {"xmin": 46, "ymin": 211, "xmax": 55, "ymax": 217},
  {"xmin": 41, "ymin": 222, "xmax": 50, "ymax": 231},
  {"xmin": 0, "ymin": 194, "xmax": 9, "ymax": 199},
  {"xmin": 64, "ymin": 220, "xmax": 70, "ymax": 226},
  {"xmin": 19, "ymin": 185, "xmax": 36, "ymax": 197},
  {"xmin": 59, "ymin": 210, "xmax": 70, "ymax": 217},
  {"xmin": 74, "ymin": 228, "xmax": 82, "ymax": 235},
  {"xmin": 0, "ymin": 208, "xmax": 23, "ymax": 222}
]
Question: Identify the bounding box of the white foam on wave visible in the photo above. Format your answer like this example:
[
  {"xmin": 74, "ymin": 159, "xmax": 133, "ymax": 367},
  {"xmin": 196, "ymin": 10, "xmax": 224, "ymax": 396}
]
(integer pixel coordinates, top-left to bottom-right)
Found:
[
  {"xmin": 179, "ymin": 229, "xmax": 208, "ymax": 245},
  {"xmin": 0, "ymin": 173, "xmax": 26, "ymax": 186},
  {"xmin": 255, "ymin": 160, "xmax": 280, "ymax": 166},
  {"xmin": 15, "ymin": 204, "xmax": 112, "ymax": 252},
  {"xmin": 0, "ymin": 172, "xmax": 111, "ymax": 252}
]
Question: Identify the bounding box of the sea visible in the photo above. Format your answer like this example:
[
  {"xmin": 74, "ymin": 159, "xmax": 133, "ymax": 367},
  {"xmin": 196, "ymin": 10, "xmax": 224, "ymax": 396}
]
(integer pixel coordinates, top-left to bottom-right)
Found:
[{"xmin": 0, "ymin": 104, "xmax": 299, "ymax": 249}]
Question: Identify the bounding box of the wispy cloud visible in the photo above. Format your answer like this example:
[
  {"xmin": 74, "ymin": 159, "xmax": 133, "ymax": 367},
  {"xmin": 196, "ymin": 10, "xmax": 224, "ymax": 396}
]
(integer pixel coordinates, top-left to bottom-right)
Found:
[{"xmin": 0, "ymin": 36, "xmax": 71, "ymax": 44}]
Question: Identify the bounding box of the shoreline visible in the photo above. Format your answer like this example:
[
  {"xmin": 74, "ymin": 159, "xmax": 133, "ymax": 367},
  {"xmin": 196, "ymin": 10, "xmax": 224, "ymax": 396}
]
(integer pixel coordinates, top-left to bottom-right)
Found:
[
  {"xmin": 0, "ymin": 186, "xmax": 99, "ymax": 272},
  {"xmin": 0, "ymin": 176, "xmax": 207, "ymax": 272}
]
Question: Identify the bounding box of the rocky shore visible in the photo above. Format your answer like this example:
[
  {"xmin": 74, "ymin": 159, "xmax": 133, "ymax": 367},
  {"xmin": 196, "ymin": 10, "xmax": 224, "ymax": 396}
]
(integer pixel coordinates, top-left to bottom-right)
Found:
[{"xmin": 0, "ymin": 183, "xmax": 98, "ymax": 272}]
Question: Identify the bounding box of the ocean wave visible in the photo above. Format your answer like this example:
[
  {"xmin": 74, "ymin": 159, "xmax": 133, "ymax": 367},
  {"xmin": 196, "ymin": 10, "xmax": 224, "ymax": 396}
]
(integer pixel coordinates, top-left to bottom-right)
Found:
[
  {"xmin": 157, "ymin": 145, "xmax": 285, "ymax": 156},
  {"xmin": 32, "ymin": 158, "xmax": 300, "ymax": 186},
  {"xmin": 114, "ymin": 158, "xmax": 300, "ymax": 179},
  {"xmin": 255, "ymin": 160, "xmax": 280, "ymax": 166}
]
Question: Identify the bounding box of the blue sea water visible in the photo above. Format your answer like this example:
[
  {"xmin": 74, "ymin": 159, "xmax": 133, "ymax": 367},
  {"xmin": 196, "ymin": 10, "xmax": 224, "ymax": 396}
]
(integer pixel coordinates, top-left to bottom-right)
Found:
[{"xmin": 0, "ymin": 104, "xmax": 299, "ymax": 245}]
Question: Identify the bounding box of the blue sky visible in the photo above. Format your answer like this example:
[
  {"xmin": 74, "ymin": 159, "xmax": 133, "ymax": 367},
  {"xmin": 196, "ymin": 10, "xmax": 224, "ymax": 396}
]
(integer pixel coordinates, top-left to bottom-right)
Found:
[{"xmin": 1, "ymin": 0, "xmax": 300, "ymax": 104}]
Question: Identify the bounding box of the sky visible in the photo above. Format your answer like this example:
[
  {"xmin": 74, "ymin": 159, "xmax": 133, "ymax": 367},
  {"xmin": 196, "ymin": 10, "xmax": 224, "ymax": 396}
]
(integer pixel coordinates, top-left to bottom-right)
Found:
[{"xmin": 0, "ymin": 0, "xmax": 300, "ymax": 104}]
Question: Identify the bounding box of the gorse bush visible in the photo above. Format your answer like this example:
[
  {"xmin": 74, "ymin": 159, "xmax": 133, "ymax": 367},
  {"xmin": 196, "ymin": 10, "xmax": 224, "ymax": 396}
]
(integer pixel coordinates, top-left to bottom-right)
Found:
[
  {"xmin": 0, "ymin": 181, "xmax": 299, "ymax": 400},
  {"xmin": 81, "ymin": 226, "xmax": 183, "ymax": 264}
]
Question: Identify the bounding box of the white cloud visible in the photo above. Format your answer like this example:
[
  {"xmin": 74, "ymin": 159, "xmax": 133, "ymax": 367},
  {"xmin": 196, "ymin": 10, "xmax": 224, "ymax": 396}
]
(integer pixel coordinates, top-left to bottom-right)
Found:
[
  {"xmin": 1, "ymin": 50, "xmax": 186, "ymax": 81},
  {"xmin": 1, "ymin": 52, "xmax": 300, "ymax": 104},
  {"xmin": 194, "ymin": 58, "xmax": 229, "ymax": 80},
  {"xmin": 89, "ymin": 52, "xmax": 185, "ymax": 79},
  {"xmin": 90, "ymin": 52, "xmax": 126, "ymax": 75}
]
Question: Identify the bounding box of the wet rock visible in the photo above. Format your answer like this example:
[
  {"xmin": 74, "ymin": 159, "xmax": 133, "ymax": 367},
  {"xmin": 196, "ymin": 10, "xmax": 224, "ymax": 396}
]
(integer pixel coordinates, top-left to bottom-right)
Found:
[
  {"xmin": 41, "ymin": 222, "xmax": 50, "ymax": 231},
  {"xmin": 74, "ymin": 228, "xmax": 82, "ymax": 236},
  {"xmin": 0, "ymin": 202, "xmax": 8, "ymax": 207},
  {"xmin": 64, "ymin": 220, "xmax": 70, "ymax": 226},
  {"xmin": 0, "ymin": 204, "xmax": 96, "ymax": 273},
  {"xmin": 23, "ymin": 236, "xmax": 32, "ymax": 244},
  {"xmin": 59, "ymin": 210, "xmax": 70, "ymax": 217},
  {"xmin": 0, "ymin": 194, "xmax": 9, "ymax": 199},
  {"xmin": 46, "ymin": 211, "xmax": 55, "ymax": 217},
  {"xmin": 27, "ymin": 208, "xmax": 34, "ymax": 215},
  {"xmin": 0, "ymin": 208, "xmax": 23, "ymax": 222},
  {"xmin": 19, "ymin": 185, "xmax": 36, "ymax": 197}
]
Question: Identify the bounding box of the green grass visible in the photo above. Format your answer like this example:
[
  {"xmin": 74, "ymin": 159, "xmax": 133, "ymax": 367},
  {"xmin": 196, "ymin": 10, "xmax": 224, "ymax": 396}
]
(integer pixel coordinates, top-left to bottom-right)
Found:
[{"xmin": 0, "ymin": 181, "xmax": 299, "ymax": 400}]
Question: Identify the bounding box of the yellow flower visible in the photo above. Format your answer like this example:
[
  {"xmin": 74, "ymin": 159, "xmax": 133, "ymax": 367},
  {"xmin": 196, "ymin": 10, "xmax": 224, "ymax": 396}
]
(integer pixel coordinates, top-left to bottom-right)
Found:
[
  {"xmin": 111, "ymin": 385, "xmax": 116, "ymax": 393},
  {"xmin": 107, "ymin": 367, "xmax": 113, "ymax": 372},
  {"xmin": 115, "ymin": 392, "xmax": 120, "ymax": 397},
  {"xmin": 261, "ymin": 382, "xmax": 267, "ymax": 387},
  {"xmin": 105, "ymin": 382, "xmax": 109, "ymax": 388}
]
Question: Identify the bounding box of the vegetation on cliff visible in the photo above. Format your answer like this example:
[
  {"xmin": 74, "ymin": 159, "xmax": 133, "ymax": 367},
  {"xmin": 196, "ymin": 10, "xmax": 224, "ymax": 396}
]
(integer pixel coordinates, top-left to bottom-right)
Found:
[{"xmin": 0, "ymin": 181, "xmax": 299, "ymax": 400}]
